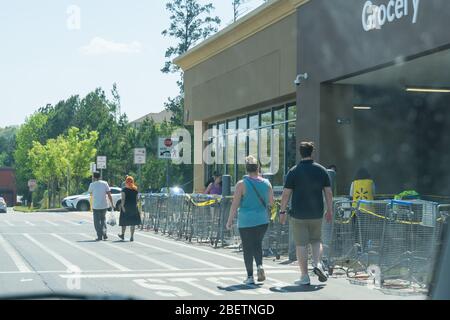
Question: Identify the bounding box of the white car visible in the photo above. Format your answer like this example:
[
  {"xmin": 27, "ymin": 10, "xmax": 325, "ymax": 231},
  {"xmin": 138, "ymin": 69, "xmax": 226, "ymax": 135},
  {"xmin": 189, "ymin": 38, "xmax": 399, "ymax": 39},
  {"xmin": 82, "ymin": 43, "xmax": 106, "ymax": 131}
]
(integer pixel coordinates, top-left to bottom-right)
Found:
[
  {"xmin": 0, "ymin": 197, "xmax": 7, "ymax": 213},
  {"xmin": 62, "ymin": 187, "xmax": 123, "ymax": 212}
]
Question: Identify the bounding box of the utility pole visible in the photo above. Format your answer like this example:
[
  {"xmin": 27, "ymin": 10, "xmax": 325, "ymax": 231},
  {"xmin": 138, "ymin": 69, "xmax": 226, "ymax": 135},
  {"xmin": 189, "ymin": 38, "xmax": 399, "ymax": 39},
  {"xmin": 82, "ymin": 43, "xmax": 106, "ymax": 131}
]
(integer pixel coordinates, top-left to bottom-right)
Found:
[{"xmin": 166, "ymin": 160, "xmax": 170, "ymax": 188}]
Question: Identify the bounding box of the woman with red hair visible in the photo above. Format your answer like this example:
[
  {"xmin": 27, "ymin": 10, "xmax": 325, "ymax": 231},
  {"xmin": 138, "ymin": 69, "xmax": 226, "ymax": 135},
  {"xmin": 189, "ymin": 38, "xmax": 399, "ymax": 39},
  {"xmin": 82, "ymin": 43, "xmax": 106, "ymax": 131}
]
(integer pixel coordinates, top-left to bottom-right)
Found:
[{"xmin": 118, "ymin": 176, "xmax": 142, "ymax": 242}]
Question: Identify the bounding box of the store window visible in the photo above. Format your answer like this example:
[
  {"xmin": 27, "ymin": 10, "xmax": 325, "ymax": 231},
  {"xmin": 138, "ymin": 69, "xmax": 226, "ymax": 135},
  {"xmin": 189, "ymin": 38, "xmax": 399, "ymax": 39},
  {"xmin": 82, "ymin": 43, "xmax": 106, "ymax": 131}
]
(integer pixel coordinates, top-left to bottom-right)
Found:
[
  {"xmin": 226, "ymin": 120, "xmax": 237, "ymax": 184},
  {"xmin": 237, "ymin": 117, "xmax": 248, "ymax": 180},
  {"xmin": 208, "ymin": 102, "xmax": 297, "ymax": 187}
]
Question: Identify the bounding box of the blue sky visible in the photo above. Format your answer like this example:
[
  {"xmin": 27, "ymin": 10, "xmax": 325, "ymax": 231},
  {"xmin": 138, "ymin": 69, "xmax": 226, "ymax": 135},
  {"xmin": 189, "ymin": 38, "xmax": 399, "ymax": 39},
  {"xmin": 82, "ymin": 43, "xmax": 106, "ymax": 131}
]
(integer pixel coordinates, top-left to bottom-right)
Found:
[{"xmin": 0, "ymin": 0, "xmax": 264, "ymax": 127}]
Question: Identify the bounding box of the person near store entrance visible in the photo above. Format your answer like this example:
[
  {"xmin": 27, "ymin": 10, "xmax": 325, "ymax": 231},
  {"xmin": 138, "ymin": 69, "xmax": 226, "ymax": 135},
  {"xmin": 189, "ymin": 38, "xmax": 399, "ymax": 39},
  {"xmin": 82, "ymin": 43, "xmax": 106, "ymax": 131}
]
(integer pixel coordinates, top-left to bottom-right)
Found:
[
  {"xmin": 279, "ymin": 142, "xmax": 333, "ymax": 286},
  {"xmin": 327, "ymin": 165, "xmax": 338, "ymax": 196},
  {"xmin": 350, "ymin": 168, "xmax": 376, "ymax": 202},
  {"xmin": 205, "ymin": 172, "xmax": 222, "ymax": 195},
  {"xmin": 226, "ymin": 156, "xmax": 274, "ymax": 285}
]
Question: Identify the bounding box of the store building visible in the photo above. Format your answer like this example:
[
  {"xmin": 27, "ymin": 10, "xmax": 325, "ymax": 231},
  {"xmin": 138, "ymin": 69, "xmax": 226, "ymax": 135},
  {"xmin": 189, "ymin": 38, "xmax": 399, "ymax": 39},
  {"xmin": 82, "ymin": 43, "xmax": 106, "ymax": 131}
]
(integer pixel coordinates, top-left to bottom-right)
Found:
[{"xmin": 176, "ymin": 0, "xmax": 450, "ymax": 196}]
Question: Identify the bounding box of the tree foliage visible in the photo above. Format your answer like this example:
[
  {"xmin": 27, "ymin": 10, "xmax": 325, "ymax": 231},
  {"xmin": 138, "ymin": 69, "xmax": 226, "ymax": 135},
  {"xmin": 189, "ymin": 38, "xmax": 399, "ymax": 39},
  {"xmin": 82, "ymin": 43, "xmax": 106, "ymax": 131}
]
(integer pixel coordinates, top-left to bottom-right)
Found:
[
  {"xmin": 161, "ymin": 0, "xmax": 221, "ymax": 75},
  {"xmin": 0, "ymin": 126, "xmax": 17, "ymax": 167},
  {"xmin": 10, "ymin": 83, "xmax": 195, "ymax": 206}
]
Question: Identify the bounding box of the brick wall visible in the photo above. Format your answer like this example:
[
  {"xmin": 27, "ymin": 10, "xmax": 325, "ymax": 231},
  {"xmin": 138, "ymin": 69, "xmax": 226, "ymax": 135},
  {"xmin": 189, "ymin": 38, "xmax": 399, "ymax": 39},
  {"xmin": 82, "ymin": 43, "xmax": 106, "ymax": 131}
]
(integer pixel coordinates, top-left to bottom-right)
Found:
[{"xmin": 0, "ymin": 168, "xmax": 17, "ymax": 206}]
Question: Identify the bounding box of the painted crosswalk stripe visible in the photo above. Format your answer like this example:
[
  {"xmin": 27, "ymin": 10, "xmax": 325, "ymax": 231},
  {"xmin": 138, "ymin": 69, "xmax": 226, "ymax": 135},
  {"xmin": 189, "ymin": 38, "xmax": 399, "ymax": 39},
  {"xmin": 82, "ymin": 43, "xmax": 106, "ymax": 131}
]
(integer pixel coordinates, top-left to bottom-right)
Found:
[
  {"xmin": 82, "ymin": 233, "xmax": 178, "ymax": 271},
  {"xmin": 136, "ymin": 232, "xmax": 252, "ymax": 264},
  {"xmin": 25, "ymin": 221, "xmax": 35, "ymax": 226},
  {"xmin": 169, "ymin": 278, "xmax": 222, "ymax": 296},
  {"xmin": 0, "ymin": 234, "xmax": 31, "ymax": 273},
  {"xmin": 4, "ymin": 220, "xmax": 15, "ymax": 227},
  {"xmin": 65, "ymin": 221, "xmax": 81, "ymax": 226},
  {"xmin": 51, "ymin": 234, "xmax": 130, "ymax": 271},
  {"xmin": 133, "ymin": 239, "xmax": 225, "ymax": 269},
  {"xmin": 23, "ymin": 234, "xmax": 77, "ymax": 270},
  {"xmin": 45, "ymin": 221, "xmax": 59, "ymax": 226},
  {"xmin": 60, "ymin": 269, "xmax": 298, "ymax": 279}
]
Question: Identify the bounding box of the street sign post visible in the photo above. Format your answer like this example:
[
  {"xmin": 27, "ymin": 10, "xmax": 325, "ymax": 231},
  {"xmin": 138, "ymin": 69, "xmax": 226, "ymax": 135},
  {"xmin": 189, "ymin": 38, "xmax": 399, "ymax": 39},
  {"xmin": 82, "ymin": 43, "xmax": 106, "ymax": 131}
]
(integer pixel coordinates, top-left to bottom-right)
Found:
[
  {"xmin": 158, "ymin": 138, "xmax": 179, "ymax": 160},
  {"xmin": 158, "ymin": 138, "xmax": 180, "ymax": 188},
  {"xmin": 97, "ymin": 156, "xmax": 107, "ymax": 169},
  {"xmin": 134, "ymin": 148, "xmax": 146, "ymax": 187},
  {"xmin": 97, "ymin": 156, "xmax": 107, "ymax": 179},
  {"xmin": 134, "ymin": 148, "xmax": 146, "ymax": 165}
]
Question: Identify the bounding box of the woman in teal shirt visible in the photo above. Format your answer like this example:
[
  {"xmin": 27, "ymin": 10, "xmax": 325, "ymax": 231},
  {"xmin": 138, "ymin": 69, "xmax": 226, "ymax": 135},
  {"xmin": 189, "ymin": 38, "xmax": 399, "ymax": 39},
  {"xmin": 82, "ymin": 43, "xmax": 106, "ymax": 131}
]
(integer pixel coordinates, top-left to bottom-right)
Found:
[{"xmin": 226, "ymin": 156, "xmax": 274, "ymax": 285}]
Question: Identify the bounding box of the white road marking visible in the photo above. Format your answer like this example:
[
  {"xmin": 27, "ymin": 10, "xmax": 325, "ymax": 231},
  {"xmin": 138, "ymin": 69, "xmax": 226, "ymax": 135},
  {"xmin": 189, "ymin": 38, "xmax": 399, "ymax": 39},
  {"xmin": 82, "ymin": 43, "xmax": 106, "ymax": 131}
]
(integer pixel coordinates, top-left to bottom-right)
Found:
[
  {"xmin": 222, "ymin": 277, "xmax": 273, "ymax": 295},
  {"xmin": 136, "ymin": 232, "xmax": 281, "ymax": 270},
  {"xmin": 134, "ymin": 279, "xmax": 192, "ymax": 298},
  {"xmin": 23, "ymin": 234, "xmax": 77, "ymax": 270},
  {"xmin": 65, "ymin": 221, "xmax": 81, "ymax": 226},
  {"xmin": 80, "ymin": 233, "xmax": 178, "ymax": 271},
  {"xmin": 4, "ymin": 220, "xmax": 14, "ymax": 227},
  {"xmin": 0, "ymin": 233, "xmax": 86, "ymax": 236},
  {"xmin": 170, "ymin": 278, "xmax": 222, "ymax": 296},
  {"xmin": 25, "ymin": 221, "xmax": 35, "ymax": 226},
  {"xmin": 0, "ymin": 267, "xmax": 249, "ymax": 275},
  {"xmin": 136, "ymin": 232, "xmax": 245, "ymax": 263},
  {"xmin": 81, "ymin": 220, "xmax": 92, "ymax": 224},
  {"xmin": 0, "ymin": 234, "xmax": 31, "ymax": 273},
  {"xmin": 45, "ymin": 221, "xmax": 59, "ymax": 226},
  {"xmin": 51, "ymin": 234, "xmax": 130, "ymax": 271},
  {"xmin": 133, "ymin": 239, "xmax": 226, "ymax": 269},
  {"xmin": 60, "ymin": 269, "xmax": 298, "ymax": 279},
  {"xmin": 209, "ymin": 277, "xmax": 258, "ymax": 295}
]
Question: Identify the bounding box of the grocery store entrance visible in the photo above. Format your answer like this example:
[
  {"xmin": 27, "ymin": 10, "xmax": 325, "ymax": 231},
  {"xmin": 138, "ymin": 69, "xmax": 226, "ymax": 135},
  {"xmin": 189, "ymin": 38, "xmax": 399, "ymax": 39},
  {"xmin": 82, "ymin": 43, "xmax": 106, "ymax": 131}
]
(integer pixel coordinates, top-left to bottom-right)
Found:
[{"xmin": 320, "ymin": 49, "xmax": 450, "ymax": 197}]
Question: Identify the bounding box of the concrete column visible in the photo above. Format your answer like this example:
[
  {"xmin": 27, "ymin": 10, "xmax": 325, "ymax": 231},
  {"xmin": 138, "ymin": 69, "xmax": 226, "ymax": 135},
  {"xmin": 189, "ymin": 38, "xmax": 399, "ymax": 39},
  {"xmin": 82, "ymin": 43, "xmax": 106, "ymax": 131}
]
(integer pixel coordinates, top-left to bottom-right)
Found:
[{"xmin": 193, "ymin": 121, "xmax": 208, "ymax": 193}]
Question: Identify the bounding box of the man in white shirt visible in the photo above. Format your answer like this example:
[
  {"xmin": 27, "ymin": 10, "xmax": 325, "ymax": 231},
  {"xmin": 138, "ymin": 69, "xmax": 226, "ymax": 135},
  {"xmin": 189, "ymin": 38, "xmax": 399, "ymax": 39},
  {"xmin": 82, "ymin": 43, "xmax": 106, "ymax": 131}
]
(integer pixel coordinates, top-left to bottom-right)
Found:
[{"xmin": 88, "ymin": 172, "xmax": 114, "ymax": 241}]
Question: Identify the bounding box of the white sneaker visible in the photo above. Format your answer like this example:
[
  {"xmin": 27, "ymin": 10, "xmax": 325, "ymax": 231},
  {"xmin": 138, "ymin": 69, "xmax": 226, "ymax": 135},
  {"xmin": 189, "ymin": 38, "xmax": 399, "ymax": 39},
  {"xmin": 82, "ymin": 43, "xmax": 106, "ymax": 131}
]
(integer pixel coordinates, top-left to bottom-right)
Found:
[
  {"xmin": 243, "ymin": 276, "xmax": 255, "ymax": 285},
  {"xmin": 313, "ymin": 262, "xmax": 328, "ymax": 283},
  {"xmin": 257, "ymin": 266, "xmax": 266, "ymax": 282},
  {"xmin": 295, "ymin": 274, "xmax": 311, "ymax": 286}
]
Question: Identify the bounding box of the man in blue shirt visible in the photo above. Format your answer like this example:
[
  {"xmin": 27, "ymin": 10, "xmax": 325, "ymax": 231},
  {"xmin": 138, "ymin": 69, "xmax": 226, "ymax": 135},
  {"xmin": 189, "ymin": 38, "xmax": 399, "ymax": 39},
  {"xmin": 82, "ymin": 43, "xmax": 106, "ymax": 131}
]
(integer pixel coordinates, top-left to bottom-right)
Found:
[{"xmin": 280, "ymin": 142, "xmax": 333, "ymax": 285}]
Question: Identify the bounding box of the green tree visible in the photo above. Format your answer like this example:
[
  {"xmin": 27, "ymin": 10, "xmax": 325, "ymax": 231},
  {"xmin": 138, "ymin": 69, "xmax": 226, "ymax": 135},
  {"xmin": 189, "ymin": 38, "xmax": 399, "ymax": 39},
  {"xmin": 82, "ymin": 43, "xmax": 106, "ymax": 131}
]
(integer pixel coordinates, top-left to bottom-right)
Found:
[
  {"xmin": 66, "ymin": 127, "xmax": 99, "ymax": 194},
  {"xmin": 0, "ymin": 126, "xmax": 18, "ymax": 167},
  {"xmin": 161, "ymin": 0, "xmax": 221, "ymax": 75},
  {"xmin": 28, "ymin": 128, "xmax": 98, "ymax": 207},
  {"xmin": 161, "ymin": 0, "xmax": 221, "ymax": 126},
  {"xmin": 28, "ymin": 137, "xmax": 67, "ymax": 208},
  {"xmin": 14, "ymin": 113, "xmax": 49, "ymax": 196}
]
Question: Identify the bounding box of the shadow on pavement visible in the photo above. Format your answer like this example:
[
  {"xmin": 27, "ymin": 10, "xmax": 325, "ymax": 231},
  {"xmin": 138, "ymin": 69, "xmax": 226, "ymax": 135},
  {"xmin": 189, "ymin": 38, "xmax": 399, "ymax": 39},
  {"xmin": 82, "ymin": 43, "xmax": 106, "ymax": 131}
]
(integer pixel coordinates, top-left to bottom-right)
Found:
[
  {"xmin": 218, "ymin": 284, "xmax": 264, "ymax": 292},
  {"xmin": 278, "ymin": 259, "xmax": 297, "ymax": 265},
  {"xmin": 269, "ymin": 285, "xmax": 325, "ymax": 293}
]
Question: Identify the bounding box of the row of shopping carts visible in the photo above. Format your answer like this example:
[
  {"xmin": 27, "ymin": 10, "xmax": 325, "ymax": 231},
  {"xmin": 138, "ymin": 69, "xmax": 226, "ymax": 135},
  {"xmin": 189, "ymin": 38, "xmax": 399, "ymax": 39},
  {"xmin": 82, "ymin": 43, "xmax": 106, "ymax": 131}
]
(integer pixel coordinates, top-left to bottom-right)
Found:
[
  {"xmin": 322, "ymin": 198, "xmax": 450, "ymax": 290},
  {"xmin": 140, "ymin": 193, "xmax": 290, "ymax": 257},
  {"xmin": 140, "ymin": 193, "xmax": 448, "ymax": 289}
]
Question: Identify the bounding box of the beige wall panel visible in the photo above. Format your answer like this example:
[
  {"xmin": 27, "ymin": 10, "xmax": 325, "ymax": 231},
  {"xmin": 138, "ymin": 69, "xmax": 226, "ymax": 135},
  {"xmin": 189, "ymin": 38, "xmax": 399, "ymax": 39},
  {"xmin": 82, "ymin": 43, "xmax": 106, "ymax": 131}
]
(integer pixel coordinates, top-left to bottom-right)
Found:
[{"xmin": 184, "ymin": 13, "xmax": 296, "ymax": 123}]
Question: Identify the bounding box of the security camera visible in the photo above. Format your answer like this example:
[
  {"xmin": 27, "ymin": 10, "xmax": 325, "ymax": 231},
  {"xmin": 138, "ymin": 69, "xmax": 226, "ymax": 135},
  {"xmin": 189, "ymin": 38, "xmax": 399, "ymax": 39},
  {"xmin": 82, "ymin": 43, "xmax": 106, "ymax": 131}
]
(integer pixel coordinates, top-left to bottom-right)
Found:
[{"xmin": 294, "ymin": 73, "xmax": 308, "ymax": 86}]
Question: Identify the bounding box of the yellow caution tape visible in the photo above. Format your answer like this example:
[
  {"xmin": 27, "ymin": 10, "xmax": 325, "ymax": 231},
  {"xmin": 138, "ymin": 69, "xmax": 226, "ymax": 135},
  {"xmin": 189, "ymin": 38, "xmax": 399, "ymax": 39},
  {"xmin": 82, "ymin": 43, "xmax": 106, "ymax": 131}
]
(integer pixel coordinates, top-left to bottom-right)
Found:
[
  {"xmin": 185, "ymin": 194, "xmax": 221, "ymax": 207},
  {"xmin": 270, "ymin": 201, "xmax": 280, "ymax": 221},
  {"xmin": 358, "ymin": 207, "xmax": 423, "ymax": 225}
]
